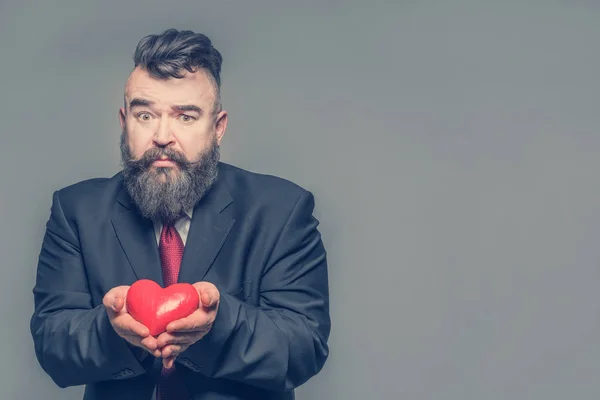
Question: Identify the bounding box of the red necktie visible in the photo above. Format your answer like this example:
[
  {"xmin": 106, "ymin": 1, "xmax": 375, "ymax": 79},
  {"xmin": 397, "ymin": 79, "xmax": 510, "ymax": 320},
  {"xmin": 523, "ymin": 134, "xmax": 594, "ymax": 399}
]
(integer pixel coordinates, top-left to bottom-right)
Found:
[{"xmin": 156, "ymin": 224, "xmax": 189, "ymax": 400}]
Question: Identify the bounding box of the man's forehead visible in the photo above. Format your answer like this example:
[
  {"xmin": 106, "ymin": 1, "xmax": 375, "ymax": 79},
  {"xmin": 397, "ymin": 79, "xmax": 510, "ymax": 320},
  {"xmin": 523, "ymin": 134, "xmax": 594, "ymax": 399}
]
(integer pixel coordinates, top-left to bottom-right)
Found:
[{"xmin": 124, "ymin": 67, "xmax": 216, "ymax": 105}]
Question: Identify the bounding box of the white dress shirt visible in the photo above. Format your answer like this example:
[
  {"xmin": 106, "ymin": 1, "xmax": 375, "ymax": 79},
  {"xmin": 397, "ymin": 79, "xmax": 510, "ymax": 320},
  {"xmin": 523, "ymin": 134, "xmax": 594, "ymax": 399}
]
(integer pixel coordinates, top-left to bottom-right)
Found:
[{"xmin": 153, "ymin": 209, "xmax": 194, "ymax": 246}]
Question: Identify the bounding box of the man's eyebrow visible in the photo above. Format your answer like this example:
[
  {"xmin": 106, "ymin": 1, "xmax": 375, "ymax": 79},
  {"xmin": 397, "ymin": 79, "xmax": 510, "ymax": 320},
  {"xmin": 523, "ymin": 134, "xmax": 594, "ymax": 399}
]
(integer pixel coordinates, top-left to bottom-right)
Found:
[
  {"xmin": 128, "ymin": 99, "xmax": 203, "ymax": 114},
  {"xmin": 173, "ymin": 104, "xmax": 203, "ymax": 114},
  {"xmin": 129, "ymin": 98, "xmax": 154, "ymax": 109}
]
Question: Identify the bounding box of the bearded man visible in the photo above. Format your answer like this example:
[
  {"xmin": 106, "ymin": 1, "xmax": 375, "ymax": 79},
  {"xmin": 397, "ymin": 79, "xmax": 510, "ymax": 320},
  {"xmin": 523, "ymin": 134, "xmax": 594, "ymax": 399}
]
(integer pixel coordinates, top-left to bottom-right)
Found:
[{"xmin": 30, "ymin": 28, "xmax": 330, "ymax": 400}]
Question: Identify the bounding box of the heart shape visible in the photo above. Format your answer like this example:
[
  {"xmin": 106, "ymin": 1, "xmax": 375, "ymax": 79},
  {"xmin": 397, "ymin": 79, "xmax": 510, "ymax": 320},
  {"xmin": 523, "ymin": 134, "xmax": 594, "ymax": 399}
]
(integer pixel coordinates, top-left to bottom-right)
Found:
[{"xmin": 126, "ymin": 279, "xmax": 199, "ymax": 336}]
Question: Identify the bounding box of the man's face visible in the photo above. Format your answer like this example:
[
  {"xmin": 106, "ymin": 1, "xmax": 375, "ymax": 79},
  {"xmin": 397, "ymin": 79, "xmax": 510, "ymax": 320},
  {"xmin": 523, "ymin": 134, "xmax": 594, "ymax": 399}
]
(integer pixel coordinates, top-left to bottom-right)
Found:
[
  {"xmin": 118, "ymin": 67, "xmax": 228, "ymax": 223},
  {"xmin": 119, "ymin": 67, "xmax": 227, "ymax": 177}
]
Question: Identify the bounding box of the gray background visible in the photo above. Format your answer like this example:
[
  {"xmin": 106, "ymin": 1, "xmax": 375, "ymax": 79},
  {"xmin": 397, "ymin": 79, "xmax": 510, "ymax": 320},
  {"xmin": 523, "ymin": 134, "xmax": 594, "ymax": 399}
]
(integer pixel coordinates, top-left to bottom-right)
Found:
[{"xmin": 2, "ymin": 0, "xmax": 600, "ymax": 399}]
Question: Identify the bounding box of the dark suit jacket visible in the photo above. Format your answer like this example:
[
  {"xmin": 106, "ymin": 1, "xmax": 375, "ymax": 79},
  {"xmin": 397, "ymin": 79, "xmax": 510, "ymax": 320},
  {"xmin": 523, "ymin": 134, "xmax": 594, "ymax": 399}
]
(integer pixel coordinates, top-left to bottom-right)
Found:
[{"xmin": 30, "ymin": 162, "xmax": 330, "ymax": 400}]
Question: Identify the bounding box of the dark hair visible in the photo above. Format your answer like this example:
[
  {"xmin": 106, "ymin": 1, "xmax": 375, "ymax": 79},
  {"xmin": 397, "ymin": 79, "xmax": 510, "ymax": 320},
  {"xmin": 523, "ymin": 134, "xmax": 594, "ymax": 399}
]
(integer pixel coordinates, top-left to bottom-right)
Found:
[{"xmin": 133, "ymin": 29, "xmax": 223, "ymax": 108}]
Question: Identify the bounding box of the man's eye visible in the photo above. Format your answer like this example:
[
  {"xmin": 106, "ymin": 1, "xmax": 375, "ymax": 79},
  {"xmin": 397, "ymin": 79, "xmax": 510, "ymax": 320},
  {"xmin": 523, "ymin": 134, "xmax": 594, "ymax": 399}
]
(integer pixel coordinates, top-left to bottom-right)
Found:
[
  {"xmin": 179, "ymin": 114, "xmax": 195, "ymax": 122},
  {"xmin": 137, "ymin": 113, "xmax": 152, "ymax": 121}
]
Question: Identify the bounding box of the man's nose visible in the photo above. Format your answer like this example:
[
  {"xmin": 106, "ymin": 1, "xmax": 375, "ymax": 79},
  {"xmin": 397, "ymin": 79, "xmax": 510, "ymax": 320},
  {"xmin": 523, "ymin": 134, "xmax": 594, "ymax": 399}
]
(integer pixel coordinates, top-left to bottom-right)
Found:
[{"xmin": 154, "ymin": 117, "xmax": 175, "ymax": 146}]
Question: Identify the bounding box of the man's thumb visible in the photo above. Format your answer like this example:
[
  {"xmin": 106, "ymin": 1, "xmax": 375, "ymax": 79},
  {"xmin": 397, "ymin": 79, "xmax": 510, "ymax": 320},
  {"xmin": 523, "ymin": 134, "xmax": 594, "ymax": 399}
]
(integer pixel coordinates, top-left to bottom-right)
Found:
[{"xmin": 112, "ymin": 296, "xmax": 124, "ymax": 312}]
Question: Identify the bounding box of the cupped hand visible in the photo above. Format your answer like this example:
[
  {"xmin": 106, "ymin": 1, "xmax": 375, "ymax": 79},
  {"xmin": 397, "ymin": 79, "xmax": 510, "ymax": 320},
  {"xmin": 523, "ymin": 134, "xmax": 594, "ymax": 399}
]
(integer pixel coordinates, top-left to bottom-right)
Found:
[
  {"xmin": 103, "ymin": 285, "xmax": 160, "ymax": 357},
  {"xmin": 156, "ymin": 282, "xmax": 220, "ymax": 368}
]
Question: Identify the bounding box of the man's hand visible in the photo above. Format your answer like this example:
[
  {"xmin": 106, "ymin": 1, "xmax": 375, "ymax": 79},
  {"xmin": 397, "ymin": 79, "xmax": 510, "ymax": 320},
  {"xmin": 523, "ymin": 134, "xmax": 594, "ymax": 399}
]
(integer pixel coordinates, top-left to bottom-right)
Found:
[
  {"xmin": 156, "ymin": 282, "xmax": 220, "ymax": 368},
  {"xmin": 102, "ymin": 286, "xmax": 160, "ymax": 357}
]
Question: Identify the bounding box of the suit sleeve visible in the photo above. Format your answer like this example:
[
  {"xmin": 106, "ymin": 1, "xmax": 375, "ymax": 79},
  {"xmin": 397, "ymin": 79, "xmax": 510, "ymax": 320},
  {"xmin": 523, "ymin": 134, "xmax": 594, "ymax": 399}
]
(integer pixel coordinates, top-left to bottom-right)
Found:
[
  {"xmin": 29, "ymin": 190, "xmax": 148, "ymax": 388},
  {"xmin": 179, "ymin": 190, "xmax": 331, "ymax": 392}
]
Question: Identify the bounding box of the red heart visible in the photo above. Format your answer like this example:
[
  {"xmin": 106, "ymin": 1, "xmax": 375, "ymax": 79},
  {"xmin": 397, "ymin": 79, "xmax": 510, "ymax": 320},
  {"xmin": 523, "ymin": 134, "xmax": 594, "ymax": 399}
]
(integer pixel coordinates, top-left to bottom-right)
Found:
[{"xmin": 126, "ymin": 279, "xmax": 199, "ymax": 336}]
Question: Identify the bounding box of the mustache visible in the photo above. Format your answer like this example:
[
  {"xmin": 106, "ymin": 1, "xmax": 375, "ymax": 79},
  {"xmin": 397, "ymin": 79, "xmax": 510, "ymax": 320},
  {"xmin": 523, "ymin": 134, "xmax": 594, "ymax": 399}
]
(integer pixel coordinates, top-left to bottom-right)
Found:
[{"xmin": 130, "ymin": 147, "xmax": 190, "ymax": 170}]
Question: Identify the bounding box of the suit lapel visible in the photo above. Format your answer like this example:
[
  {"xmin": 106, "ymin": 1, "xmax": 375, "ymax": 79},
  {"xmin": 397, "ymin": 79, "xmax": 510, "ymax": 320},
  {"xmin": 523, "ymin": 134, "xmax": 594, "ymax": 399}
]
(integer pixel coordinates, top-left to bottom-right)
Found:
[
  {"xmin": 111, "ymin": 184, "xmax": 164, "ymax": 287},
  {"xmin": 178, "ymin": 173, "xmax": 235, "ymax": 284}
]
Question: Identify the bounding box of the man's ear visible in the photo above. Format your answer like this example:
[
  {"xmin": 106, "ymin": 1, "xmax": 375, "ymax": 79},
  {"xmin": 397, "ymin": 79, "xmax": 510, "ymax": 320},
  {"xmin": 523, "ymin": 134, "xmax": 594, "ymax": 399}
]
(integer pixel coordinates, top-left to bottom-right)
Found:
[
  {"xmin": 119, "ymin": 107, "xmax": 126, "ymax": 131},
  {"xmin": 215, "ymin": 110, "xmax": 228, "ymax": 145}
]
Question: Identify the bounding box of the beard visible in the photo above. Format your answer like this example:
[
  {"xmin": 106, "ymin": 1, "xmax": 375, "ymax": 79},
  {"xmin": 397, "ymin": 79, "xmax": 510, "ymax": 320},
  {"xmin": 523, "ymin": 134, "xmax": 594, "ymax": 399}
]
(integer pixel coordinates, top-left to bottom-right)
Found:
[{"xmin": 120, "ymin": 131, "xmax": 220, "ymax": 225}]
